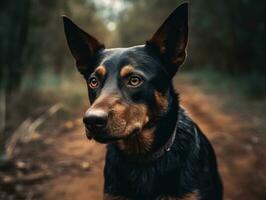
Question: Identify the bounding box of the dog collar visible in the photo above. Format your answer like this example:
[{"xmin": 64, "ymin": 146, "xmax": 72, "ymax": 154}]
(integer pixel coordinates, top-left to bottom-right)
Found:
[{"xmin": 126, "ymin": 113, "xmax": 179, "ymax": 163}]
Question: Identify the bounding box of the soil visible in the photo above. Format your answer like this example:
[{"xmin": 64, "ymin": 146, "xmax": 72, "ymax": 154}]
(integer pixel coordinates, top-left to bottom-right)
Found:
[{"xmin": 1, "ymin": 77, "xmax": 265, "ymax": 200}]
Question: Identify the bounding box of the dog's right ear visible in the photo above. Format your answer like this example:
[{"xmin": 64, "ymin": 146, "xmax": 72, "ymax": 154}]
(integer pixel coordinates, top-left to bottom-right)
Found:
[
  {"xmin": 146, "ymin": 3, "xmax": 188, "ymax": 77},
  {"xmin": 63, "ymin": 16, "xmax": 105, "ymax": 74}
]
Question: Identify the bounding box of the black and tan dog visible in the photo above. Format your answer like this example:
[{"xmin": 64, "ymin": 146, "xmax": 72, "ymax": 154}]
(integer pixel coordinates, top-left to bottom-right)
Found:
[{"xmin": 63, "ymin": 3, "xmax": 223, "ymax": 200}]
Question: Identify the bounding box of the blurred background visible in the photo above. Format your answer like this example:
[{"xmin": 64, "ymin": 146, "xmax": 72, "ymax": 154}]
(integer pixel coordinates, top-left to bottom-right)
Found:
[{"xmin": 0, "ymin": 0, "xmax": 265, "ymax": 199}]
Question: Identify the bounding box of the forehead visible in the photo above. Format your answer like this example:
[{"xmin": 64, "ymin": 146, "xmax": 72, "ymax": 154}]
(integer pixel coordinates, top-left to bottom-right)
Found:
[{"xmin": 95, "ymin": 45, "xmax": 162, "ymax": 76}]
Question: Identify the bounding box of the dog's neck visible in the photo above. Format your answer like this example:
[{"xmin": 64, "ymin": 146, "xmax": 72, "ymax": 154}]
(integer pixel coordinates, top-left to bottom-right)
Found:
[{"xmin": 116, "ymin": 86, "xmax": 179, "ymax": 159}]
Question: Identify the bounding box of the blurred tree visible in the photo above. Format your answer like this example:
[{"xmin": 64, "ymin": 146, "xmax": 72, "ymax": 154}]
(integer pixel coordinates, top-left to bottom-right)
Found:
[
  {"xmin": 0, "ymin": 0, "xmax": 31, "ymax": 150},
  {"xmin": 0, "ymin": 0, "xmax": 110, "ymax": 154},
  {"xmin": 189, "ymin": 0, "xmax": 266, "ymax": 74},
  {"xmin": 116, "ymin": 0, "xmax": 180, "ymax": 46},
  {"xmin": 26, "ymin": 0, "xmax": 109, "ymax": 75},
  {"xmin": 116, "ymin": 0, "xmax": 266, "ymax": 76}
]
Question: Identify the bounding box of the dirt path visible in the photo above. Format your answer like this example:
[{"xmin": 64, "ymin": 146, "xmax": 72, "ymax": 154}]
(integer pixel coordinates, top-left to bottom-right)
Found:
[
  {"xmin": 41, "ymin": 124, "xmax": 106, "ymax": 200},
  {"xmin": 176, "ymin": 79, "xmax": 266, "ymax": 200},
  {"xmin": 2, "ymin": 78, "xmax": 265, "ymax": 200}
]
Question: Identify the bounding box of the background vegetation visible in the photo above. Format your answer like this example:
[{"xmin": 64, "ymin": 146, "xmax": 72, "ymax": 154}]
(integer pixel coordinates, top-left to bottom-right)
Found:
[
  {"xmin": 1, "ymin": 0, "xmax": 265, "ymax": 159},
  {"xmin": 0, "ymin": 0, "xmax": 265, "ymax": 199}
]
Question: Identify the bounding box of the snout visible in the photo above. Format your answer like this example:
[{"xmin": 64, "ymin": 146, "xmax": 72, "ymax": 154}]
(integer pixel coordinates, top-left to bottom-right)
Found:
[
  {"xmin": 83, "ymin": 109, "xmax": 123, "ymax": 143},
  {"xmin": 83, "ymin": 109, "xmax": 108, "ymax": 133},
  {"xmin": 82, "ymin": 97, "xmax": 149, "ymax": 143}
]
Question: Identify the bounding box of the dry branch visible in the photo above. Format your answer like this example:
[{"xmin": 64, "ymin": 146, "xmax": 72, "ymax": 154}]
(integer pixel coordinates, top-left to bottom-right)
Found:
[{"xmin": 4, "ymin": 103, "xmax": 63, "ymax": 159}]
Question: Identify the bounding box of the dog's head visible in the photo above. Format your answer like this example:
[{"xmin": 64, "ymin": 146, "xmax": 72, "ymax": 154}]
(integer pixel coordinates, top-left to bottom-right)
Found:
[{"xmin": 63, "ymin": 3, "xmax": 188, "ymax": 144}]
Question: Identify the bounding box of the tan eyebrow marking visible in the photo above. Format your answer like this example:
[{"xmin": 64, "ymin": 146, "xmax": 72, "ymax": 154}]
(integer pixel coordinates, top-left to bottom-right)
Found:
[
  {"xmin": 120, "ymin": 65, "xmax": 134, "ymax": 77},
  {"xmin": 95, "ymin": 66, "xmax": 107, "ymax": 77}
]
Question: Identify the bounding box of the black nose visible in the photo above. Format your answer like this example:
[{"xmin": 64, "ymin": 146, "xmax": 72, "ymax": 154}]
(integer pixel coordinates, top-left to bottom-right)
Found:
[{"xmin": 83, "ymin": 110, "xmax": 108, "ymax": 131}]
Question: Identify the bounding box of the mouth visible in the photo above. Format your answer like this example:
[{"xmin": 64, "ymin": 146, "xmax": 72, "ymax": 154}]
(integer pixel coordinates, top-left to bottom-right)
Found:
[
  {"xmin": 85, "ymin": 127, "xmax": 141, "ymax": 144},
  {"xmin": 92, "ymin": 134, "xmax": 123, "ymax": 143}
]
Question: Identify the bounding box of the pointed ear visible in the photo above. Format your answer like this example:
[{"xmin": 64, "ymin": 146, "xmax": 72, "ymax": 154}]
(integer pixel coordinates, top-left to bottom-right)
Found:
[
  {"xmin": 146, "ymin": 3, "xmax": 188, "ymax": 76},
  {"xmin": 63, "ymin": 16, "xmax": 105, "ymax": 74}
]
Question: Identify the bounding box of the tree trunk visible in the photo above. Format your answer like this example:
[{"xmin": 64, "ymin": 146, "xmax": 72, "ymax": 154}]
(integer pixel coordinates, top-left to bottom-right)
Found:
[{"xmin": 0, "ymin": 0, "xmax": 31, "ymax": 153}]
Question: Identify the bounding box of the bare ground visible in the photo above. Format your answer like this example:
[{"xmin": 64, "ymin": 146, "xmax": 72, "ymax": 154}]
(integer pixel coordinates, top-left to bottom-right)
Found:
[{"xmin": 1, "ymin": 77, "xmax": 265, "ymax": 200}]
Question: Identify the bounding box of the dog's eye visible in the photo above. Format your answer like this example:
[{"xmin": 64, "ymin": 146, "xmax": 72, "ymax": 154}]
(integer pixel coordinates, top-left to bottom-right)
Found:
[
  {"xmin": 88, "ymin": 77, "xmax": 99, "ymax": 88},
  {"xmin": 127, "ymin": 75, "xmax": 143, "ymax": 87}
]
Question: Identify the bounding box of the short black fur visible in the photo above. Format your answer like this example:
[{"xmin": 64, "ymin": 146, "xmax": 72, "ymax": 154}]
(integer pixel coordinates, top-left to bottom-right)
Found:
[
  {"xmin": 104, "ymin": 103, "xmax": 223, "ymax": 199},
  {"xmin": 63, "ymin": 2, "xmax": 223, "ymax": 200}
]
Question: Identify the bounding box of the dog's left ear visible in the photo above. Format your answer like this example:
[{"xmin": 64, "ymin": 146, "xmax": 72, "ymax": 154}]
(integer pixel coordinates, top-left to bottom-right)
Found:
[
  {"xmin": 146, "ymin": 3, "xmax": 188, "ymax": 76},
  {"xmin": 63, "ymin": 16, "xmax": 105, "ymax": 74}
]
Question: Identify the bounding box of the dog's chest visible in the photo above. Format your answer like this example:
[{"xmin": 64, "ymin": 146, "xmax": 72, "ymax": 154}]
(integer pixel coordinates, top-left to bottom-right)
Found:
[{"xmin": 104, "ymin": 150, "xmax": 181, "ymax": 198}]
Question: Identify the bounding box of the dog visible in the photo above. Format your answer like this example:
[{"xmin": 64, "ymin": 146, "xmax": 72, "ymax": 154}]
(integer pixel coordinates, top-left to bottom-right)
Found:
[{"xmin": 63, "ymin": 3, "xmax": 223, "ymax": 200}]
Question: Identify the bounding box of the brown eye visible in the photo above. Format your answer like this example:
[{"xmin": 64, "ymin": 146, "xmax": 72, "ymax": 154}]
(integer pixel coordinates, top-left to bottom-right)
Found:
[
  {"xmin": 128, "ymin": 75, "xmax": 143, "ymax": 87},
  {"xmin": 89, "ymin": 77, "xmax": 99, "ymax": 88}
]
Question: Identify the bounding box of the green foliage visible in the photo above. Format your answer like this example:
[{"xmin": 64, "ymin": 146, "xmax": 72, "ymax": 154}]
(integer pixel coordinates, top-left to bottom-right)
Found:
[
  {"xmin": 179, "ymin": 68, "xmax": 266, "ymax": 98},
  {"xmin": 115, "ymin": 0, "xmax": 266, "ymax": 97},
  {"xmin": 189, "ymin": 0, "xmax": 266, "ymax": 74},
  {"xmin": 116, "ymin": 0, "xmax": 181, "ymax": 46},
  {"xmin": 0, "ymin": 0, "xmax": 109, "ymax": 149},
  {"xmin": 25, "ymin": 0, "xmax": 110, "ymax": 76},
  {"xmin": 116, "ymin": 0, "xmax": 266, "ymax": 75},
  {"xmin": 22, "ymin": 69, "xmax": 87, "ymax": 108},
  {"xmin": 1, "ymin": 0, "xmax": 265, "ymax": 151},
  {"xmin": 0, "ymin": 0, "xmax": 110, "ymax": 94}
]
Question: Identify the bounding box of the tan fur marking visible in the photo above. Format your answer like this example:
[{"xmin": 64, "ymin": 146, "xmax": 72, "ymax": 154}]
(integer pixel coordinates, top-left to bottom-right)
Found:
[
  {"xmin": 120, "ymin": 65, "xmax": 134, "ymax": 77},
  {"xmin": 159, "ymin": 191, "xmax": 198, "ymax": 200},
  {"xmin": 95, "ymin": 66, "xmax": 107, "ymax": 77},
  {"xmin": 88, "ymin": 92, "xmax": 154, "ymax": 153},
  {"xmin": 108, "ymin": 102, "xmax": 127, "ymax": 135},
  {"xmin": 104, "ymin": 194, "xmax": 128, "ymax": 200},
  {"xmin": 154, "ymin": 91, "xmax": 168, "ymax": 114},
  {"xmin": 117, "ymin": 104, "xmax": 156, "ymax": 155},
  {"xmin": 173, "ymin": 51, "xmax": 186, "ymax": 66},
  {"xmin": 117, "ymin": 126, "xmax": 155, "ymax": 155},
  {"xmin": 178, "ymin": 191, "xmax": 199, "ymax": 200},
  {"xmin": 91, "ymin": 94, "xmax": 119, "ymax": 111},
  {"xmin": 104, "ymin": 192, "xmax": 198, "ymax": 200}
]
